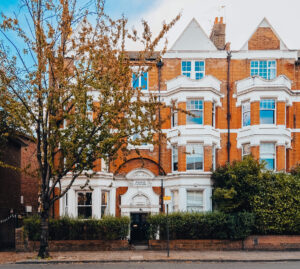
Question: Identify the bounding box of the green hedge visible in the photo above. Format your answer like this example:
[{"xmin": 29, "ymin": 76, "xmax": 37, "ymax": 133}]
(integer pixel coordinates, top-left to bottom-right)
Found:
[
  {"xmin": 148, "ymin": 211, "xmax": 255, "ymax": 240},
  {"xmin": 24, "ymin": 216, "xmax": 130, "ymax": 241}
]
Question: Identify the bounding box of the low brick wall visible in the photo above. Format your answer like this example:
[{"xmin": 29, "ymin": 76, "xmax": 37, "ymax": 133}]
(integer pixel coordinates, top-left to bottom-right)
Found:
[
  {"xmin": 149, "ymin": 239, "xmax": 243, "ymax": 251},
  {"xmin": 15, "ymin": 228, "xmax": 130, "ymax": 252},
  {"xmin": 149, "ymin": 236, "xmax": 300, "ymax": 251},
  {"xmin": 244, "ymin": 235, "xmax": 300, "ymax": 251}
]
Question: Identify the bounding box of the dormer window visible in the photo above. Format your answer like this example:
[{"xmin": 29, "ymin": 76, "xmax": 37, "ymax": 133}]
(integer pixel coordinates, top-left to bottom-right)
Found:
[
  {"xmin": 182, "ymin": 60, "xmax": 205, "ymax": 80},
  {"xmin": 250, "ymin": 60, "xmax": 276, "ymax": 80}
]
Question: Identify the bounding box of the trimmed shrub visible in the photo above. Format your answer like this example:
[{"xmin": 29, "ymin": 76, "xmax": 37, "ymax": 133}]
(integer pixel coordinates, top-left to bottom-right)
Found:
[
  {"xmin": 212, "ymin": 156, "xmax": 300, "ymax": 235},
  {"xmin": 148, "ymin": 211, "xmax": 255, "ymax": 240},
  {"xmin": 24, "ymin": 216, "xmax": 130, "ymax": 241}
]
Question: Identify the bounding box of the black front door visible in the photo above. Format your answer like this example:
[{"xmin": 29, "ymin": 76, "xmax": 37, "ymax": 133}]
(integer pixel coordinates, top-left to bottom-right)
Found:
[{"xmin": 130, "ymin": 213, "xmax": 149, "ymax": 244}]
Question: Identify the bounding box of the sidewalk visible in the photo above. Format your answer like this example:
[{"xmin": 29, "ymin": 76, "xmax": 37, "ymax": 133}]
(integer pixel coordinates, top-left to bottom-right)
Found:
[{"xmin": 1, "ymin": 250, "xmax": 300, "ymax": 264}]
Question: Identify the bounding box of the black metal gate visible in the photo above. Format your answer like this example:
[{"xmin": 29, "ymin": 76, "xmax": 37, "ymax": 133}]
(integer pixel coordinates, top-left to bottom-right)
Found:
[{"xmin": 0, "ymin": 214, "xmax": 17, "ymax": 250}]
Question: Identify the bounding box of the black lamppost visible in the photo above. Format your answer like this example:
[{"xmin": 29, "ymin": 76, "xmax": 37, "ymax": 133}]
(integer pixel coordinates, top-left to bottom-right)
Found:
[{"xmin": 156, "ymin": 59, "xmax": 164, "ymax": 213}]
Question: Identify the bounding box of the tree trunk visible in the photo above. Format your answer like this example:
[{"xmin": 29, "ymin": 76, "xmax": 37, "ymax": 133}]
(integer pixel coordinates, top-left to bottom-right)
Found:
[{"xmin": 38, "ymin": 209, "xmax": 49, "ymax": 258}]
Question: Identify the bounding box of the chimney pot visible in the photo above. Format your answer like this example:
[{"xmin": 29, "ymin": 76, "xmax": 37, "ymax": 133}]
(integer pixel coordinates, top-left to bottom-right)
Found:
[
  {"xmin": 214, "ymin": 17, "xmax": 218, "ymax": 24},
  {"xmin": 220, "ymin": 17, "xmax": 224, "ymax": 24}
]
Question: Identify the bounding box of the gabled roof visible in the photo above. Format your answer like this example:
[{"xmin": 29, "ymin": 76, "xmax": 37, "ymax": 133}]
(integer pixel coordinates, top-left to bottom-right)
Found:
[
  {"xmin": 241, "ymin": 17, "xmax": 288, "ymax": 50},
  {"xmin": 170, "ymin": 18, "xmax": 217, "ymax": 51}
]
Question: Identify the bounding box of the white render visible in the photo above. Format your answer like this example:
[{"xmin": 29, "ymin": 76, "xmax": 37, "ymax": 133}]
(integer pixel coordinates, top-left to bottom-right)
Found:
[
  {"xmin": 170, "ymin": 18, "xmax": 217, "ymax": 51},
  {"xmin": 59, "ymin": 168, "xmax": 213, "ymax": 218}
]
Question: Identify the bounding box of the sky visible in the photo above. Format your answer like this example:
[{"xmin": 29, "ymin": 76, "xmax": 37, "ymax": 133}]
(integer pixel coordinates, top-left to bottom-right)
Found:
[{"xmin": 0, "ymin": 0, "xmax": 300, "ymax": 51}]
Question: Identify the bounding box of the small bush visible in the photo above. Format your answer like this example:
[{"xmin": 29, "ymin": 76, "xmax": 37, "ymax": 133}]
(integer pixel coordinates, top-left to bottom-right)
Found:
[
  {"xmin": 148, "ymin": 211, "xmax": 255, "ymax": 240},
  {"xmin": 24, "ymin": 216, "xmax": 130, "ymax": 241}
]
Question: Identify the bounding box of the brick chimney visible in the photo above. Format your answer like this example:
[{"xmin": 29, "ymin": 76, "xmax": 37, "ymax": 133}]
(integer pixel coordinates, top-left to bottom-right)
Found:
[{"xmin": 210, "ymin": 17, "xmax": 226, "ymax": 50}]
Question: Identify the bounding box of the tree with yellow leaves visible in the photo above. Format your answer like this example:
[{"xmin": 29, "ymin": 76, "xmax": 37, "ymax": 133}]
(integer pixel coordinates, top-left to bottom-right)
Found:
[{"xmin": 0, "ymin": 0, "xmax": 179, "ymax": 258}]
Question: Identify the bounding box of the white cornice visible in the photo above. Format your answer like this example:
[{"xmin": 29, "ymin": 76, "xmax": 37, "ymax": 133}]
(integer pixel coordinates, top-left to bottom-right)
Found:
[
  {"xmin": 235, "ymin": 75, "xmax": 294, "ymax": 106},
  {"xmin": 236, "ymin": 125, "xmax": 291, "ymax": 148},
  {"xmin": 163, "ymin": 50, "xmax": 298, "ymax": 60},
  {"xmin": 236, "ymin": 75, "xmax": 291, "ymax": 93},
  {"xmin": 166, "ymin": 125, "xmax": 221, "ymax": 148}
]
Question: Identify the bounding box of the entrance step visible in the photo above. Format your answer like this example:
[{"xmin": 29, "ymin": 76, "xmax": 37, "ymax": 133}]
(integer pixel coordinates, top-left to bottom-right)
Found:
[{"xmin": 133, "ymin": 244, "xmax": 148, "ymax": 250}]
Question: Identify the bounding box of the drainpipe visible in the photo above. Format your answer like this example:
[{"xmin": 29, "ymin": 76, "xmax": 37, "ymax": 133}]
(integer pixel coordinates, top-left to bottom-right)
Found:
[
  {"xmin": 156, "ymin": 59, "xmax": 164, "ymax": 213},
  {"xmin": 226, "ymin": 51, "xmax": 232, "ymax": 163}
]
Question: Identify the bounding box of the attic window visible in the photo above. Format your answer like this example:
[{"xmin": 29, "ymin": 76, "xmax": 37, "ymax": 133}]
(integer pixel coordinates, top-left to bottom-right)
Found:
[
  {"xmin": 182, "ymin": 61, "xmax": 205, "ymax": 80},
  {"xmin": 250, "ymin": 60, "xmax": 276, "ymax": 80}
]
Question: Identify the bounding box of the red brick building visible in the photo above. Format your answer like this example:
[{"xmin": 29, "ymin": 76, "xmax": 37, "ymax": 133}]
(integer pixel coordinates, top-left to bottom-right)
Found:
[
  {"xmin": 0, "ymin": 135, "xmax": 39, "ymax": 248},
  {"xmin": 59, "ymin": 17, "xmax": 300, "ymax": 240}
]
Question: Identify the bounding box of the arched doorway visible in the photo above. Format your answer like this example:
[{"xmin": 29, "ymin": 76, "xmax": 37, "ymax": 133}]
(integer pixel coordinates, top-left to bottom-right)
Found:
[{"xmin": 120, "ymin": 169, "xmax": 160, "ymax": 243}]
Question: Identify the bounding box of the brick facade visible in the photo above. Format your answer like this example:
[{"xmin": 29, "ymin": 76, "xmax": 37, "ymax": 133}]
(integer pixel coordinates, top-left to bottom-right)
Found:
[{"xmin": 58, "ymin": 17, "xmax": 300, "ymax": 230}]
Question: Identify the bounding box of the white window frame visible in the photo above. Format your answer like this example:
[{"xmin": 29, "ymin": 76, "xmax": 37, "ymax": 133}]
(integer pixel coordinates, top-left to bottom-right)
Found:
[
  {"xmin": 212, "ymin": 145, "xmax": 216, "ymax": 171},
  {"xmin": 186, "ymin": 144, "xmax": 204, "ymax": 171},
  {"xmin": 186, "ymin": 99, "xmax": 204, "ymax": 125},
  {"xmin": 77, "ymin": 191, "xmax": 93, "ymax": 219},
  {"xmin": 260, "ymin": 142, "xmax": 276, "ymax": 171},
  {"xmin": 172, "ymin": 145, "xmax": 178, "ymax": 172},
  {"xmin": 212, "ymin": 102, "xmax": 216, "ymax": 128},
  {"xmin": 132, "ymin": 69, "xmax": 148, "ymax": 91},
  {"xmin": 260, "ymin": 99, "xmax": 276, "ymax": 125},
  {"xmin": 242, "ymin": 101, "xmax": 251, "ymax": 127},
  {"xmin": 242, "ymin": 143, "xmax": 251, "ymax": 159},
  {"xmin": 250, "ymin": 60, "xmax": 276, "ymax": 80},
  {"xmin": 63, "ymin": 192, "xmax": 68, "ymax": 216},
  {"xmin": 181, "ymin": 60, "xmax": 205, "ymax": 80},
  {"xmin": 186, "ymin": 189, "xmax": 204, "ymax": 212},
  {"xmin": 171, "ymin": 105, "xmax": 178, "ymax": 128},
  {"xmin": 171, "ymin": 190, "xmax": 179, "ymax": 212},
  {"xmin": 101, "ymin": 190, "xmax": 110, "ymax": 218}
]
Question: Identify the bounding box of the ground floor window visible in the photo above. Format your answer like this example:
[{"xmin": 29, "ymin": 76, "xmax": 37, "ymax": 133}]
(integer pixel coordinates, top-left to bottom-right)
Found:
[
  {"xmin": 171, "ymin": 190, "xmax": 179, "ymax": 212},
  {"xmin": 186, "ymin": 190, "xmax": 204, "ymax": 212},
  {"xmin": 242, "ymin": 143, "xmax": 251, "ymax": 159},
  {"xmin": 77, "ymin": 192, "xmax": 92, "ymax": 218},
  {"xmin": 63, "ymin": 192, "xmax": 68, "ymax": 215},
  {"xmin": 101, "ymin": 190, "xmax": 109, "ymax": 217}
]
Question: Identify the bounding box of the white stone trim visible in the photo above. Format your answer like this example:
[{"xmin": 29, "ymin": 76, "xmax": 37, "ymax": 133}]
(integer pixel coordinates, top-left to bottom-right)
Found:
[
  {"xmin": 163, "ymin": 50, "xmax": 297, "ymax": 60},
  {"xmin": 236, "ymin": 75, "xmax": 291, "ymax": 93},
  {"xmin": 237, "ymin": 125, "xmax": 291, "ymax": 148},
  {"xmin": 166, "ymin": 125, "xmax": 221, "ymax": 148}
]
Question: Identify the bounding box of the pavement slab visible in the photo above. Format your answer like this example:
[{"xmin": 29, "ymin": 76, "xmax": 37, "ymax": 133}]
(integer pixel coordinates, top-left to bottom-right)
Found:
[{"xmin": 0, "ymin": 250, "xmax": 300, "ymax": 264}]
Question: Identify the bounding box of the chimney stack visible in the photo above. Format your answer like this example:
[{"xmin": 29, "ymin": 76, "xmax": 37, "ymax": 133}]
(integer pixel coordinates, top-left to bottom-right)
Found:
[{"xmin": 210, "ymin": 17, "xmax": 226, "ymax": 50}]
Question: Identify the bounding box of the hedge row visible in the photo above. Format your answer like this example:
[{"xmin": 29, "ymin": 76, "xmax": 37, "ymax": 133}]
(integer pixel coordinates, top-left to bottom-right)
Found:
[
  {"xmin": 148, "ymin": 211, "xmax": 255, "ymax": 240},
  {"xmin": 24, "ymin": 216, "xmax": 130, "ymax": 241}
]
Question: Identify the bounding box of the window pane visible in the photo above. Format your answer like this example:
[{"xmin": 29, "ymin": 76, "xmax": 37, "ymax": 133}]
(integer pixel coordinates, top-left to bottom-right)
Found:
[
  {"xmin": 260, "ymin": 143, "xmax": 275, "ymax": 170},
  {"xmin": 260, "ymin": 158, "xmax": 274, "ymax": 170},
  {"xmin": 132, "ymin": 73, "xmax": 139, "ymax": 88},
  {"xmin": 242, "ymin": 143, "xmax": 251, "ymax": 157},
  {"xmin": 140, "ymin": 72, "xmax": 148, "ymax": 90},
  {"xmin": 172, "ymin": 145, "xmax": 178, "ymax": 171},
  {"xmin": 243, "ymin": 111, "xmax": 251, "ymax": 126},
  {"xmin": 78, "ymin": 207, "xmax": 92, "ymax": 218},
  {"xmin": 187, "ymin": 100, "xmax": 203, "ymax": 125},
  {"xmin": 260, "ymin": 110, "xmax": 274, "ymax": 124},
  {"xmin": 78, "ymin": 193, "xmax": 85, "ymax": 206},
  {"xmin": 187, "ymin": 191, "xmax": 203, "ymax": 212},
  {"xmin": 186, "ymin": 144, "xmax": 203, "ymax": 170},
  {"xmin": 195, "ymin": 72, "xmax": 204, "ymax": 80},
  {"xmin": 187, "ymin": 111, "xmax": 203, "ymax": 124}
]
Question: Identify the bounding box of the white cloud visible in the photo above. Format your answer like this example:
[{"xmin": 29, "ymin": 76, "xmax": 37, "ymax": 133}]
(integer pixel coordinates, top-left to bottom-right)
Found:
[{"xmin": 125, "ymin": 0, "xmax": 300, "ymax": 51}]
